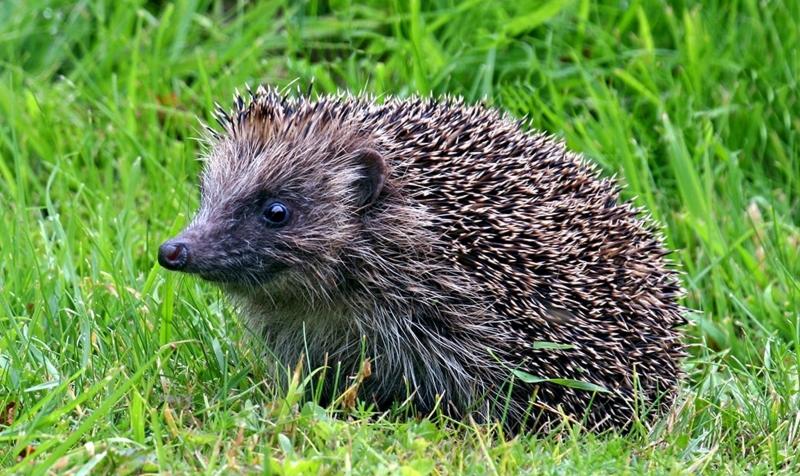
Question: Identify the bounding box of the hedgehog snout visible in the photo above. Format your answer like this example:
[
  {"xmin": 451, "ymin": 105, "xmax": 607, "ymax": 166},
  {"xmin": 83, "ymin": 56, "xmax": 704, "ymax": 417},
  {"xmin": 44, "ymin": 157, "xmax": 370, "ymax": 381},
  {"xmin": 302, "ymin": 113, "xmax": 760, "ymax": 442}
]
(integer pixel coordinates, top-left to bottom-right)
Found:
[{"xmin": 158, "ymin": 239, "xmax": 190, "ymax": 271}]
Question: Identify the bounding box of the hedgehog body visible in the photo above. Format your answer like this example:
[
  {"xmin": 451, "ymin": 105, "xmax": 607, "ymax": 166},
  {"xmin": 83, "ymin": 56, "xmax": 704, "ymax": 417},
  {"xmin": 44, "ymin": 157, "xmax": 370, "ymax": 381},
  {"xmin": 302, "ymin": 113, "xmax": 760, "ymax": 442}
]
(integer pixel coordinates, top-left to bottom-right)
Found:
[{"xmin": 158, "ymin": 86, "xmax": 685, "ymax": 432}]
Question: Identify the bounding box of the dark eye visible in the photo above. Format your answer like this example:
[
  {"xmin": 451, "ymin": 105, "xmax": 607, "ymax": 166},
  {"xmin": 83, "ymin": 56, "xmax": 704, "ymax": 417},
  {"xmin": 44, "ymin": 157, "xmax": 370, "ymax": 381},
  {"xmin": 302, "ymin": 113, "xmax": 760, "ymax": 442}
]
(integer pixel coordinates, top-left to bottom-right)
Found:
[{"xmin": 262, "ymin": 201, "xmax": 291, "ymax": 226}]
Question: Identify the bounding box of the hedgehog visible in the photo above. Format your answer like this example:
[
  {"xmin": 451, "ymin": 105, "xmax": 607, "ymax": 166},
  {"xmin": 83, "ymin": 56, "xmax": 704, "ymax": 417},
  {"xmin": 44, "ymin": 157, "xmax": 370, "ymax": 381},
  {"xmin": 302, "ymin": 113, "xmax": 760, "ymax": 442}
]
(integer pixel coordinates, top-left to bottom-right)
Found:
[{"xmin": 158, "ymin": 85, "xmax": 686, "ymax": 432}]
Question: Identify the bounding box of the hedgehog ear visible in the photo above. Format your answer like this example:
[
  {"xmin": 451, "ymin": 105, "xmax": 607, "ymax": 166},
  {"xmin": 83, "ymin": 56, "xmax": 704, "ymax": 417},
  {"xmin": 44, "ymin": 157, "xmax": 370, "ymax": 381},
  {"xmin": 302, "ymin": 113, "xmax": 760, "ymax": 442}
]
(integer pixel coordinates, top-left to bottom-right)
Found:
[{"xmin": 353, "ymin": 148, "xmax": 386, "ymax": 206}]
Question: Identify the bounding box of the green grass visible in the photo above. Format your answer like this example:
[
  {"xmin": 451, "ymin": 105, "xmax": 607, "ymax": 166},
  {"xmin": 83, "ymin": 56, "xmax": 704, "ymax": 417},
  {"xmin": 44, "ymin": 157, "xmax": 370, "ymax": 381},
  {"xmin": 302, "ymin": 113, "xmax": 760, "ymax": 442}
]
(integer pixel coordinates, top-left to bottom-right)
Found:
[{"xmin": 1, "ymin": 0, "xmax": 799, "ymax": 473}]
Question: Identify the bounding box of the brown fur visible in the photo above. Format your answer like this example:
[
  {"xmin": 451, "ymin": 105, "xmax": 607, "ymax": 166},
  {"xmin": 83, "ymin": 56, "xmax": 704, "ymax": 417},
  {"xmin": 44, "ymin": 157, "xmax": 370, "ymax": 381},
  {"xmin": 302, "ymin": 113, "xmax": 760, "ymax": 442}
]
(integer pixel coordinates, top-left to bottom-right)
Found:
[{"xmin": 164, "ymin": 85, "xmax": 686, "ymax": 432}]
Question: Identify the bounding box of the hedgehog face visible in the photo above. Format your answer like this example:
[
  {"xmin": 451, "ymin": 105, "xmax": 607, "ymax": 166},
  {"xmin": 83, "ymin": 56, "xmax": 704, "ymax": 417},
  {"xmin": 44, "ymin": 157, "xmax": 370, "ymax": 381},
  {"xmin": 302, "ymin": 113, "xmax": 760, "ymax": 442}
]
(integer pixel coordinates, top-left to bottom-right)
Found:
[{"xmin": 158, "ymin": 132, "xmax": 387, "ymax": 292}]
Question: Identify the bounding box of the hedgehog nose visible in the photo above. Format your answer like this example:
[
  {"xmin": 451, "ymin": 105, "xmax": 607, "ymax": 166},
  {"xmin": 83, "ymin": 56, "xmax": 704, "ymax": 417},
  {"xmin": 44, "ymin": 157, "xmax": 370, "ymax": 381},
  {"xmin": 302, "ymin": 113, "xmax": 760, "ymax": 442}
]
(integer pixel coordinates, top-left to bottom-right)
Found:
[{"xmin": 158, "ymin": 241, "xmax": 189, "ymax": 271}]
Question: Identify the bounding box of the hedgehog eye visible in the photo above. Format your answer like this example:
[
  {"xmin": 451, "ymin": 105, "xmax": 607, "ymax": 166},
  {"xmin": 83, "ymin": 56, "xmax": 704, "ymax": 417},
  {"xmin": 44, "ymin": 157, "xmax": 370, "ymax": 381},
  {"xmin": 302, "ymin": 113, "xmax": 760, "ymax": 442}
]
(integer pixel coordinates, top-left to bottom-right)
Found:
[{"xmin": 262, "ymin": 201, "xmax": 291, "ymax": 227}]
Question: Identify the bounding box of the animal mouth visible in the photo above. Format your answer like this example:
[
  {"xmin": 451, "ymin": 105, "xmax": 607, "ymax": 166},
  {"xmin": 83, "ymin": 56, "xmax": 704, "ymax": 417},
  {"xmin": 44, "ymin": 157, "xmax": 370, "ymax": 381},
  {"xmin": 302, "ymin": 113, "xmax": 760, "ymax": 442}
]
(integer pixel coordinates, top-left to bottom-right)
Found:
[
  {"xmin": 158, "ymin": 233, "xmax": 290, "ymax": 286},
  {"xmin": 195, "ymin": 269, "xmax": 240, "ymax": 283},
  {"xmin": 196, "ymin": 263, "xmax": 289, "ymax": 287}
]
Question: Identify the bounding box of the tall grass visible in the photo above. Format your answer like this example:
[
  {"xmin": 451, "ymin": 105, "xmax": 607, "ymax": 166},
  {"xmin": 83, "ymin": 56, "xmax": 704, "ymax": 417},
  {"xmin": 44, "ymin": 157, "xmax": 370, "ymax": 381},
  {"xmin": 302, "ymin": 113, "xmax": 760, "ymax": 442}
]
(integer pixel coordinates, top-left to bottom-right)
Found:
[{"xmin": 1, "ymin": 0, "xmax": 798, "ymax": 473}]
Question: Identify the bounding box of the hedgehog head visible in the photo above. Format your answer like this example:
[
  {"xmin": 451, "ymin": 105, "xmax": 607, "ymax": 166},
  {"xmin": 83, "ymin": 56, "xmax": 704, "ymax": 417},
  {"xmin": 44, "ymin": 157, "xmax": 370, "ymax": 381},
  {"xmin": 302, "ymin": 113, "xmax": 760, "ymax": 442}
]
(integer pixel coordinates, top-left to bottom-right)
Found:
[{"xmin": 158, "ymin": 88, "xmax": 387, "ymax": 294}]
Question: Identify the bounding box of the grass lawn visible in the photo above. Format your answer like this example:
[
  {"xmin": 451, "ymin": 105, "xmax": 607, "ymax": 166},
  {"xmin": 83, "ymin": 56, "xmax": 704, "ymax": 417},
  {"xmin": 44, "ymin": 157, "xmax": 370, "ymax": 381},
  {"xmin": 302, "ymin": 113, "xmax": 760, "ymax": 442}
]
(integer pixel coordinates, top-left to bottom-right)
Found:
[{"xmin": 1, "ymin": 0, "xmax": 799, "ymax": 473}]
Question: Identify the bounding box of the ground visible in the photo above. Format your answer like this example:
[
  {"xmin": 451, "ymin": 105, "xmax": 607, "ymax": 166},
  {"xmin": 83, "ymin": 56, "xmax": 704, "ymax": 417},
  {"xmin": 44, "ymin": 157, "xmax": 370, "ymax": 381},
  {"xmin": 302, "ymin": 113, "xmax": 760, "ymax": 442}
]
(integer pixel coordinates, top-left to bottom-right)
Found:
[{"xmin": 1, "ymin": 0, "xmax": 799, "ymax": 474}]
